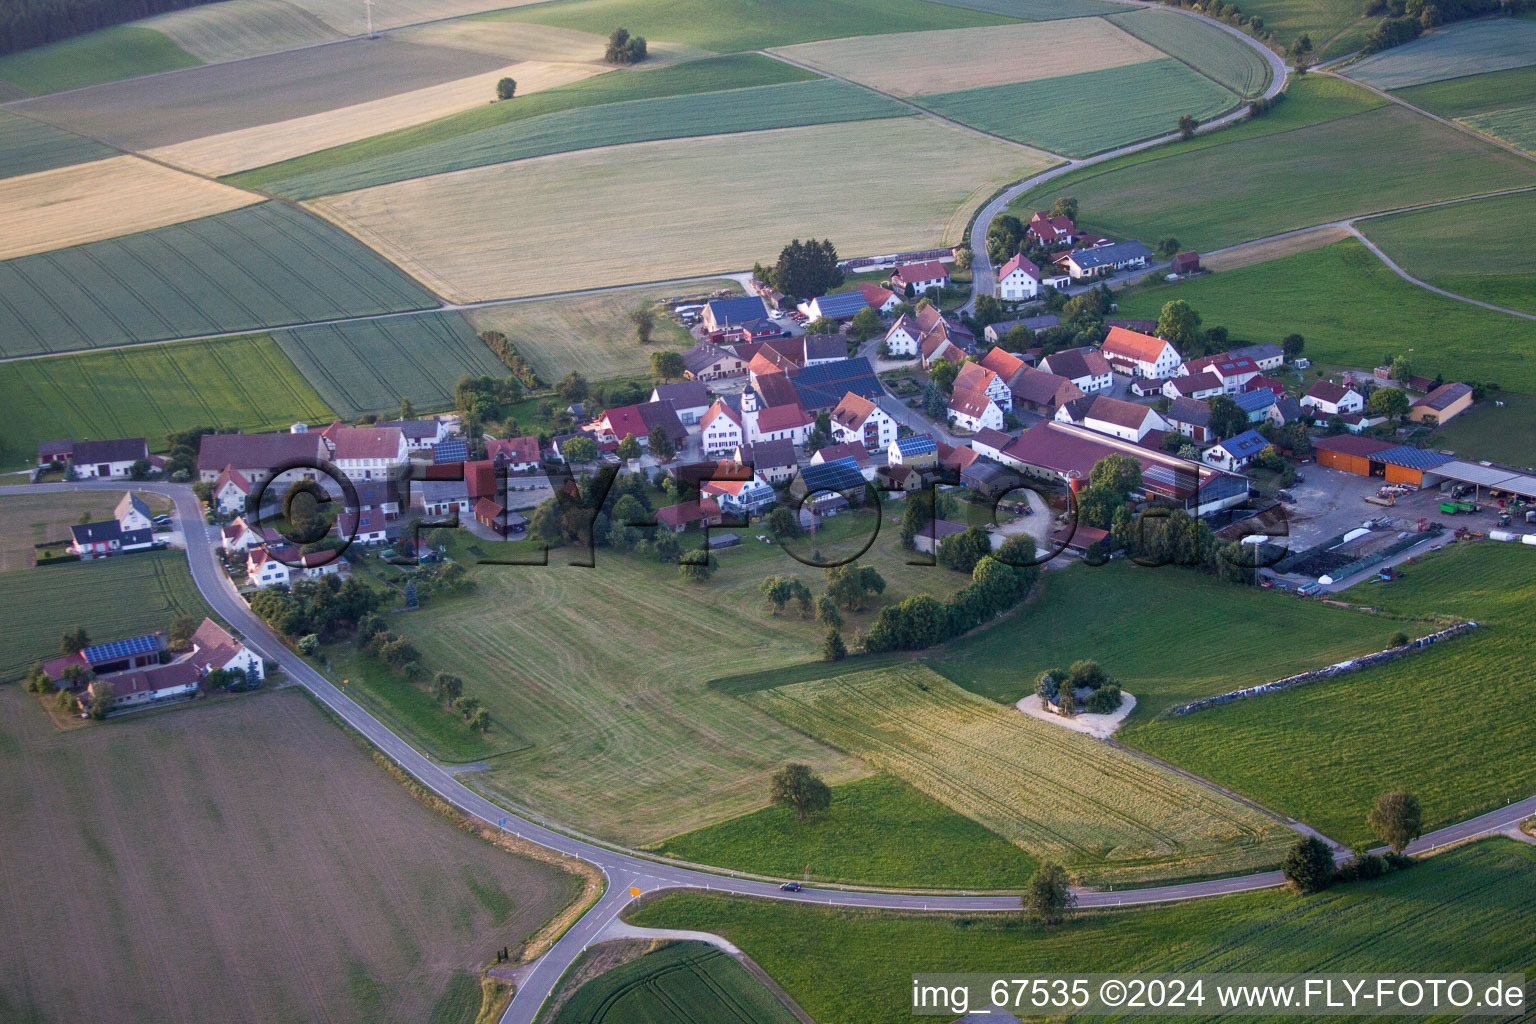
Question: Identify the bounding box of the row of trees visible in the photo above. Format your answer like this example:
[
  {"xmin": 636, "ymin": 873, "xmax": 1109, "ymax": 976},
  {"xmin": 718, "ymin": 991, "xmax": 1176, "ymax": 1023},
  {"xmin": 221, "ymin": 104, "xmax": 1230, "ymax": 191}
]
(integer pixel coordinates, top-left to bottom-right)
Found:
[
  {"xmin": 1284, "ymin": 791, "xmax": 1423, "ymax": 893},
  {"xmin": 477, "ymin": 332, "xmax": 543, "ymax": 389},
  {"xmin": 350, "ymin": 615, "xmax": 491, "ymax": 732},
  {"xmin": 864, "ymin": 536, "xmax": 1039, "ymax": 653}
]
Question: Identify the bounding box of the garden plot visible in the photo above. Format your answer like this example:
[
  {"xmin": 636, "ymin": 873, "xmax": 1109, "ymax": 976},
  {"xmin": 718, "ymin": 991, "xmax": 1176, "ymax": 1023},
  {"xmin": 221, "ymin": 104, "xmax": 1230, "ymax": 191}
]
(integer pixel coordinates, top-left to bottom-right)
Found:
[
  {"xmin": 0, "ymin": 155, "xmax": 261, "ymax": 260},
  {"xmin": 145, "ymin": 61, "xmax": 601, "ymax": 177},
  {"xmin": 1107, "ymin": 8, "xmax": 1272, "ymax": 95},
  {"xmin": 0, "ymin": 110, "xmax": 117, "ymax": 180},
  {"xmin": 1345, "ymin": 17, "xmax": 1536, "ymax": 90},
  {"xmin": 769, "ymin": 20, "xmax": 1161, "ymax": 97},
  {"xmin": 140, "ymin": 0, "xmax": 341, "ymax": 61},
  {"xmin": 747, "ymin": 665, "xmax": 1294, "ymax": 885},
  {"xmin": 304, "ymin": 116, "xmax": 1054, "ymax": 300},
  {"xmin": 13, "ymin": 35, "xmax": 508, "ymax": 150}
]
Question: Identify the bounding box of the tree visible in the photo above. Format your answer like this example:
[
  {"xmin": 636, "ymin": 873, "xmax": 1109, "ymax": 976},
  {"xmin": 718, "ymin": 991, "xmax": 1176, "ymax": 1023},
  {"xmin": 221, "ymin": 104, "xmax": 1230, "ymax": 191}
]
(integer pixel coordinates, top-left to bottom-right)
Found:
[
  {"xmin": 825, "ymin": 564, "xmax": 885, "ymax": 611},
  {"xmin": 679, "ymin": 559, "xmax": 714, "ymax": 584},
  {"xmin": 1089, "ymin": 453, "xmax": 1142, "ymax": 498},
  {"xmin": 930, "ymin": 360, "xmax": 960, "ymax": 395},
  {"xmin": 850, "ymin": 306, "xmax": 883, "ymax": 342},
  {"xmin": 399, "ymin": 397, "xmax": 415, "ymax": 421},
  {"xmin": 1069, "ymin": 659, "xmax": 1109, "ymax": 691},
  {"xmin": 87, "ymin": 679, "xmax": 114, "ymax": 720},
  {"xmin": 60, "ymin": 625, "xmax": 89, "ymax": 655},
  {"xmin": 631, "ymin": 306, "xmax": 656, "ymax": 345},
  {"xmin": 168, "ymin": 615, "xmax": 199, "ymax": 650},
  {"xmin": 1056, "ymin": 680, "xmax": 1077, "ymax": 716},
  {"xmin": 434, "ymin": 672, "xmax": 463, "ymax": 704},
  {"xmin": 769, "ymin": 763, "xmax": 832, "ymax": 820},
  {"xmin": 1389, "ymin": 630, "xmax": 1410, "ymax": 647},
  {"xmin": 616, "ymin": 434, "xmax": 643, "ymax": 462},
  {"xmin": 1207, "ymin": 395, "xmax": 1250, "ymax": 440},
  {"xmin": 61, "ymin": 663, "xmax": 94, "ymax": 690},
  {"xmin": 1156, "ymin": 299, "xmax": 1202, "ymax": 351},
  {"xmin": 468, "ymin": 707, "xmax": 491, "ymax": 732},
  {"xmin": 1368, "ymin": 791, "xmax": 1422, "ymax": 854},
  {"xmin": 1367, "ymin": 386, "xmax": 1411, "ymax": 422},
  {"xmin": 649, "ymin": 349, "xmax": 684, "ymax": 381},
  {"xmin": 561, "ymin": 436, "xmax": 597, "ymax": 465},
  {"xmin": 760, "ymin": 575, "xmax": 793, "ymax": 615},
  {"xmin": 129, "ymin": 458, "xmax": 152, "ymax": 480},
  {"xmin": 805, "ymin": 316, "xmax": 840, "ymax": 335},
  {"xmin": 815, "ymin": 595, "xmax": 843, "ymax": 629},
  {"xmin": 1022, "ymin": 862, "xmax": 1076, "ymax": 925},
  {"xmin": 648, "ymin": 423, "xmax": 675, "ymax": 461},
  {"xmin": 1049, "ymin": 196, "xmax": 1078, "ymax": 222},
  {"xmin": 495, "ymin": 76, "xmax": 516, "ymax": 100},
  {"xmin": 1157, "ymin": 236, "xmax": 1181, "ymax": 260},
  {"xmin": 453, "ymin": 694, "xmax": 482, "ymax": 718},
  {"xmin": 921, "ymin": 382, "xmax": 948, "ymax": 420},
  {"xmin": 1282, "ymin": 835, "xmax": 1335, "ymax": 893},
  {"xmin": 604, "ymin": 26, "xmax": 647, "ymax": 64},
  {"xmin": 1291, "ymin": 32, "xmax": 1315, "ymax": 72},
  {"xmin": 1389, "ymin": 355, "xmax": 1413, "ymax": 382},
  {"xmin": 297, "ymin": 633, "xmax": 320, "ymax": 656},
  {"xmin": 953, "ymin": 246, "xmax": 974, "ymax": 271},
  {"xmin": 823, "ymin": 628, "xmax": 847, "ymax": 662},
  {"xmin": 937, "ymin": 525, "xmax": 991, "ymax": 574},
  {"xmin": 768, "ymin": 239, "xmax": 842, "ymax": 299},
  {"xmin": 766, "ymin": 505, "xmax": 801, "ymax": 541},
  {"xmin": 1282, "ymin": 333, "xmax": 1305, "ymax": 358},
  {"xmin": 56, "ymin": 689, "xmax": 80, "ymax": 714},
  {"xmin": 1177, "ymin": 113, "xmax": 1198, "ymax": 140}
]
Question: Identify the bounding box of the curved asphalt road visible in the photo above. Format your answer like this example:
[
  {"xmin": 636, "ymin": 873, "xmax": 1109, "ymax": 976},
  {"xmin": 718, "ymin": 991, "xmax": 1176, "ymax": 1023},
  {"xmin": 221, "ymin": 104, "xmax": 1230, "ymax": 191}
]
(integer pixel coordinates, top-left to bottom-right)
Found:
[{"xmin": 14, "ymin": 476, "xmax": 1532, "ymax": 1023}]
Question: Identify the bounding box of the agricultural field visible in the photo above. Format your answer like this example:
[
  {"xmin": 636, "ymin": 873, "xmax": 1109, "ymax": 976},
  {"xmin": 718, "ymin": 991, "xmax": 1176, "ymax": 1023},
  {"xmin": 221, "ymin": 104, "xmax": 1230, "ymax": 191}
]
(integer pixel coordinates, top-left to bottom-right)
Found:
[
  {"xmin": 144, "ymin": 62, "xmax": 601, "ymax": 177},
  {"xmin": 0, "ymin": 202, "xmax": 438, "ymax": 357},
  {"xmin": 0, "ymin": 26, "xmax": 200, "ymax": 97},
  {"xmin": 629, "ymin": 840, "xmax": 1536, "ymax": 1024},
  {"xmin": 922, "ymin": 561, "xmax": 1394, "ymax": 719},
  {"xmin": 342, "ymin": 521, "xmax": 971, "ymax": 845},
  {"xmin": 140, "ymin": 0, "xmax": 341, "ymax": 61},
  {"xmin": 1425, "ymin": 392, "xmax": 1536, "ymax": 470},
  {"xmin": 745, "ymin": 665, "xmax": 1294, "ymax": 886},
  {"xmin": 1134, "ymin": 543, "xmax": 1536, "ymax": 847},
  {"xmin": 229, "ymin": 53, "xmax": 815, "ymax": 195},
  {"xmin": 0, "ymin": 110, "xmax": 117, "ymax": 180},
  {"xmin": 652, "ymin": 774, "xmax": 1040, "ymax": 889},
  {"xmin": 1200, "ymin": 224, "xmax": 1350, "ymax": 270},
  {"xmin": 13, "ymin": 36, "xmax": 508, "ymax": 151},
  {"xmin": 545, "ymin": 942, "xmax": 798, "ymax": 1024},
  {"xmin": 1116, "ymin": 239, "xmax": 1536, "ymax": 395},
  {"xmin": 259, "ymin": 78, "xmax": 909, "ymax": 199},
  {"xmin": 0, "ymin": 491, "xmax": 170, "ymax": 573},
  {"xmin": 0, "ymin": 335, "xmax": 335, "ymax": 471},
  {"xmin": 1014, "ymin": 103, "xmax": 1536, "ymax": 251},
  {"xmin": 0, "ymin": 155, "xmax": 261, "ymax": 261},
  {"xmin": 1393, "ymin": 64, "xmax": 1536, "ymax": 153},
  {"xmin": 915, "ymin": 58, "xmax": 1239, "ymax": 157},
  {"xmin": 769, "ymin": 21, "xmax": 1162, "ymax": 97},
  {"xmin": 271, "ymin": 311, "xmax": 510, "ymax": 420},
  {"xmin": 305, "ymin": 117, "xmax": 1054, "ymax": 301},
  {"xmin": 1106, "ymin": 8, "xmax": 1272, "ymax": 96},
  {"xmin": 0, "ymin": 685, "xmax": 581, "ymax": 1024},
  {"xmin": 924, "ymin": 0, "xmax": 1127, "ymax": 18},
  {"xmin": 1227, "ymin": 0, "xmax": 1371, "ymax": 54},
  {"xmin": 1344, "ymin": 17, "xmax": 1536, "ymax": 90},
  {"xmin": 464, "ymin": 282, "xmax": 731, "ymax": 383},
  {"xmin": 1359, "ymin": 191, "xmax": 1536, "ymax": 315},
  {"xmin": 284, "ymin": 0, "xmax": 551, "ymax": 36},
  {"xmin": 491, "ymin": 0, "xmax": 1018, "ymax": 52},
  {"xmin": 0, "ymin": 550, "xmax": 211, "ymax": 680}
]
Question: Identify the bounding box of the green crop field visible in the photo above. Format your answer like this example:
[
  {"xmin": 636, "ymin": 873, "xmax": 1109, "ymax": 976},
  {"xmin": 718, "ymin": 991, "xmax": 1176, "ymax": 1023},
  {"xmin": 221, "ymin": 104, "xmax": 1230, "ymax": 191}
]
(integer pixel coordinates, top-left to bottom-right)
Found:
[
  {"xmin": 916, "ymin": 58, "xmax": 1238, "ymax": 157},
  {"xmin": 271, "ymin": 311, "xmax": 509, "ymax": 420},
  {"xmin": 746, "ymin": 665, "xmax": 1293, "ymax": 886},
  {"xmin": 0, "ymin": 202, "xmax": 438, "ymax": 357},
  {"xmin": 629, "ymin": 840, "xmax": 1536, "ymax": 1024},
  {"xmin": 491, "ymin": 0, "xmax": 1017, "ymax": 52},
  {"xmin": 1014, "ymin": 104, "xmax": 1535, "ymax": 252},
  {"xmin": 0, "ymin": 110, "xmax": 117, "ymax": 180},
  {"xmin": 1394, "ymin": 65, "xmax": 1536, "ymax": 154},
  {"xmin": 1117, "ymin": 239, "xmax": 1536, "ymax": 395},
  {"xmin": 0, "ymin": 335, "xmax": 335, "ymax": 470},
  {"xmin": 1108, "ymin": 9, "xmax": 1272, "ymax": 96},
  {"xmin": 1134, "ymin": 543, "xmax": 1536, "ymax": 847},
  {"xmin": 1461, "ymin": 103, "xmax": 1536, "ymax": 154},
  {"xmin": 1224, "ymin": 0, "xmax": 1370, "ymax": 52},
  {"xmin": 1345, "ymin": 17, "xmax": 1536, "ymax": 90},
  {"xmin": 0, "ymin": 26, "xmax": 200, "ymax": 96},
  {"xmin": 925, "ymin": 0, "xmax": 1127, "ymax": 18},
  {"xmin": 1425, "ymin": 392, "xmax": 1536, "ymax": 470},
  {"xmin": 0, "ymin": 491, "xmax": 170, "ymax": 573},
  {"xmin": 1360, "ymin": 191, "xmax": 1536, "ymax": 315},
  {"xmin": 545, "ymin": 941, "xmax": 798, "ymax": 1024},
  {"xmin": 0, "ymin": 550, "xmax": 212, "ymax": 680},
  {"xmin": 230, "ymin": 53, "xmax": 816, "ymax": 193},
  {"xmin": 251, "ymin": 78, "xmax": 908, "ymax": 200},
  {"xmin": 652, "ymin": 774, "xmax": 1040, "ymax": 889}
]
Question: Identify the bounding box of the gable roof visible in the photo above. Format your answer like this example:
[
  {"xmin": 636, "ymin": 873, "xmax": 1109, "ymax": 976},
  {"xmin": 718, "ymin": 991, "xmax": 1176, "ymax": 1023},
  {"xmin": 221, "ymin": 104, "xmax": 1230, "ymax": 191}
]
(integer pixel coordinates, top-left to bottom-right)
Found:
[
  {"xmin": 374, "ymin": 418, "xmax": 441, "ymax": 441},
  {"xmin": 1213, "ymin": 429, "xmax": 1268, "ymax": 459},
  {"xmin": 740, "ymin": 438, "xmax": 796, "ymax": 470},
  {"xmin": 831, "ymin": 391, "xmax": 881, "ymax": 430},
  {"xmin": 1305, "ymin": 380, "xmax": 1358, "ymax": 403},
  {"xmin": 971, "ymin": 427, "xmax": 1013, "ymax": 453},
  {"xmin": 858, "ymin": 282, "xmax": 897, "ymax": 307},
  {"xmin": 702, "ymin": 399, "xmax": 742, "ymax": 431},
  {"xmin": 1413, "ymin": 381, "xmax": 1473, "ymax": 411},
  {"xmin": 1062, "ymin": 240, "xmax": 1152, "ymax": 270},
  {"xmin": 1011, "ymin": 368, "xmax": 1082, "ymax": 407},
  {"xmin": 213, "ymin": 464, "xmax": 252, "ymax": 496},
  {"xmin": 321, "ymin": 423, "xmax": 404, "ymax": 461},
  {"xmin": 71, "ymin": 520, "xmax": 122, "ymax": 545},
  {"xmin": 598, "ymin": 404, "xmax": 649, "ymax": 440},
  {"xmin": 978, "ymin": 347, "xmax": 1028, "ymax": 380},
  {"xmin": 432, "ymin": 438, "xmax": 468, "ymax": 464},
  {"xmin": 638, "ymin": 400, "xmax": 688, "ymax": 442},
  {"xmin": 1084, "ymin": 395, "xmax": 1155, "ymax": 430},
  {"xmin": 811, "ymin": 441, "xmax": 873, "ymax": 467},
  {"xmin": 892, "ymin": 260, "xmax": 948, "ymax": 283},
  {"xmin": 801, "ymin": 333, "xmax": 846, "ymax": 363},
  {"xmin": 704, "ymin": 295, "xmax": 768, "ymax": 325},
  {"xmin": 1185, "ymin": 353, "xmax": 1259, "ymax": 380},
  {"xmin": 949, "ymin": 384, "xmax": 997, "ymax": 418},
  {"xmin": 71, "ymin": 437, "xmax": 147, "ymax": 465},
  {"xmin": 792, "ymin": 357, "xmax": 881, "ymax": 411},
  {"xmin": 1102, "ymin": 326, "xmax": 1173, "ymax": 365},
  {"xmin": 1165, "ymin": 370, "xmax": 1226, "ymax": 396},
  {"xmin": 894, "ymin": 434, "xmax": 938, "ymax": 456},
  {"xmin": 953, "ymin": 362, "xmax": 999, "ymax": 395},
  {"xmin": 1228, "ymin": 342, "xmax": 1283, "ymax": 364},
  {"xmin": 38, "ymin": 438, "xmax": 73, "ymax": 463},
  {"xmin": 1167, "ymin": 396, "xmax": 1213, "ymax": 427},
  {"xmin": 486, "ymin": 434, "xmax": 540, "ymax": 465},
  {"xmin": 651, "ymin": 380, "xmax": 711, "ymax": 409},
  {"xmin": 1233, "ymin": 389, "xmax": 1278, "ymax": 414},
  {"xmin": 1313, "ymin": 434, "xmax": 1396, "ymax": 457},
  {"xmin": 115, "ymin": 491, "xmax": 152, "ymax": 524},
  {"xmin": 808, "ymin": 291, "xmax": 869, "ymax": 319},
  {"xmin": 655, "ymin": 497, "xmax": 722, "ymax": 529},
  {"xmin": 684, "ymin": 341, "xmax": 734, "ymax": 374},
  {"xmin": 998, "ymin": 253, "xmax": 1040, "ymax": 282},
  {"xmin": 797, "ymin": 457, "xmax": 865, "ymax": 493},
  {"xmin": 1040, "ymin": 347, "xmax": 1111, "ymax": 381},
  {"xmin": 755, "ymin": 402, "xmax": 812, "ymax": 432},
  {"xmin": 200, "ymin": 431, "xmax": 327, "ymax": 475}
]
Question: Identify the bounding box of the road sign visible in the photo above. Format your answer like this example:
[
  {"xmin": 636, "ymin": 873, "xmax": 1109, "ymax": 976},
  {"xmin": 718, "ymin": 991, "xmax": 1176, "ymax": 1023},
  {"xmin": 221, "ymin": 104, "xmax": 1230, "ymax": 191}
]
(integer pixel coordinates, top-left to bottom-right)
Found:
[
  {"xmin": 629, "ymin": 887, "xmax": 641, "ymax": 897},
  {"xmin": 497, "ymin": 817, "xmax": 508, "ymax": 832}
]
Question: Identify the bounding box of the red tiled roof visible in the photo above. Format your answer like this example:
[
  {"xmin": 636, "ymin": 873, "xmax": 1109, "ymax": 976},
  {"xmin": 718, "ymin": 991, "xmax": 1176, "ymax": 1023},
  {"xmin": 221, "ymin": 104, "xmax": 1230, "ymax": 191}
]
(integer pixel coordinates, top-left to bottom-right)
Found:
[
  {"xmin": 1102, "ymin": 326, "xmax": 1171, "ymax": 365},
  {"xmin": 949, "ymin": 384, "xmax": 995, "ymax": 418},
  {"xmin": 1084, "ymin": 395, "xmax": 1154, "ymax": 430},
  {"xmin": 978, "ymin": 347, "xmax": 1027, "ymax": 380},
  {"xmin": 858, "ymin": 282, "xmax": 897, "ymax": 307},
  {"xmin": 1313, "ymin": 434, "xmax": 1396, "ymax": 457},
  {"xmin": 486, "ymin": 435, "xmax": 539, "ymax": 464},
  {"xmin": 953, "ymin": 362, "xmax": 998, "ymax": 395},
  {"xmin": 214, "ymin": 464, "xmax": 251, "ymax": 495},
  {"xmin": 892, "ymin": 260, "xmax": 949, "ymax": 283},
  {"xmin": 598, "ymin": 405, "xmax": 649, "ymax": 441},
  {"xmin": 1305, "ymin": 380, "xmax": 1356, "ymax": 403},
  {"xmin": 998, "ymin": 253, "xmax": 1040, "ymax": 281},
  {"xmin": 321, "ymin": 423, "xmax": 404, "ymax": 461},
  {"xmin": 755, "ymin": 402, "xmax": 812, "ymax": 432},
  {"xmin": 831, "ymin": 392, "xmax": 879, "ymax": 429}
]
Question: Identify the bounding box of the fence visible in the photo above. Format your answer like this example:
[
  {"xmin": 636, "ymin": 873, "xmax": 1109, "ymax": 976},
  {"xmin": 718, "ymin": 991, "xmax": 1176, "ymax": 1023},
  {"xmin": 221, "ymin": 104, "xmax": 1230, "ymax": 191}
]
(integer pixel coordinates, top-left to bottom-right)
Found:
[{"xmin": 1166, "ymin": 621, "xmax": 1479, "ymax": 716}]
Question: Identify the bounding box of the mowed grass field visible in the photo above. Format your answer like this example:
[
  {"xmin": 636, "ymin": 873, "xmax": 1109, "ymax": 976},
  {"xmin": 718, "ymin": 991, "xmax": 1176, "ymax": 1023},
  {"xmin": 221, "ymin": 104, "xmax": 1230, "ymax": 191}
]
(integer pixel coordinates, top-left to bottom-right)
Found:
[
  {"xmin": 1425, "ymin": 392, "xmax": 1536, "ymax": 470},
  {"xmin": 272, "ymin": 311, "xmax": 510, "ymax": 420},
  {"xmin": 1359, "ymin": 190, "xmax": 1536, "ymax": 315},
  {"xmin": 230, "ymin": 53, "xmax": 814, "ymax": 196},
  {"xmin": 0, "ymin": 491, "xmax": 170, "ymax": 572},
  {"xmin": 257, "ymin": 78, "xmax": 908, "ymax": 199},
  {"xmin": 139, "ymin": 0, "xmax": 343, "ymax": 61},
  {"xmin": 491, "ymin": 0, "xmax": 1018, "ymax": 52},
  {"xmin": 545, "ymin": 941, "xmax": 798, "ymax": 1024},
  {"xmin": 1134, "ymin": 543, "xmax": 1536, "ymax": 847},
  {"xmin": 1107, "ymin": 8, "xmax": 1272, "ymax": 96},
  {"xmin": 1116, "ymin": 240, "xmax": 1536, "ymax": 395},
  {"xmin": 0, "ymin": 550, "xmax": 211, "ymax": 680},
  {"xmin": 306, "ymin": 117, "xmax": 1054, "ymax": 301},
  {"xmin": 1344, "ymin": 17, "xmax": 1536, "ymax": 90},
  {"xmin": 0, "ymin": 202, "xmax": 438, "ymax": 357},
  {"xmin": 1394, "ymin": 64, "xmax": 1536, "ymax": 153},
  {"xmin": 0, "ymin": 685, "xmax": 580, "ymax": 1024},
  {"xmin": 916, "ymin": 58, "xmax": 1239, "ymax": 157},
  {"xmin": 653, "ymin": 774, "xmax": 1040, "ymax": 889},
  {"xmin": 746, "ymin": 665, "xmax": 1293, "ymax": 886},
  {"xmin": 0, "ymin": 25, "xmax": 200, "ymax": 96},
  {"xmin": 629, "ymin": 840, "xmax": 1536, "ymax": 1024},
  {"xmin": 1014, "ymin": 101, "xmax": 1536, "ymax": 251},
  {"xmin": 0, "ymin": 155, "xmax": 261, "ymax": 261},
  {"xmin": 1228, "ymin": 0, "xmax": 1371, "ymax": 54},
  {"xmin": 769, "ymin": 20, "xmax": 1162, "ymax": 97},
  {"xmin": 0, "ymin": 335, "xmax": 334, "ymax": 470},
  {"xmin": 0, "ymin": 110, "xmax": 117, "ymax": 180}
]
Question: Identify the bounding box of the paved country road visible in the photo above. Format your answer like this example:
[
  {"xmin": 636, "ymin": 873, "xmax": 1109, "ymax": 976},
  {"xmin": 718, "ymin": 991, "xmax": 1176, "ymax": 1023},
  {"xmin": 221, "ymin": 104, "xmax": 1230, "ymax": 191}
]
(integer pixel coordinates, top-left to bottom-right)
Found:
[{"xmin": 13, "ymin": 481, "xmax": 1532, "ymax": 1023}]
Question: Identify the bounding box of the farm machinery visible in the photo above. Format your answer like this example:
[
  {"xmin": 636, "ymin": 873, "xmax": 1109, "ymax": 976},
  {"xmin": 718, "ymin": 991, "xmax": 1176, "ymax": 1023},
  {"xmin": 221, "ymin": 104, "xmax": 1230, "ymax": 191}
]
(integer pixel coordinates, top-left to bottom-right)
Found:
[{"xmin": 1440, "ymin": 500, "xmax": 1479, "ymax": 515}]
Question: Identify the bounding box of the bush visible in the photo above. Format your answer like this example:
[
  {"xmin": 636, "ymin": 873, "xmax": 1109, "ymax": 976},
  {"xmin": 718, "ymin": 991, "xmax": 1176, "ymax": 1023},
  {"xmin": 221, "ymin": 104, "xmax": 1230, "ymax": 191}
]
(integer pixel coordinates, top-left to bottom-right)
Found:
[
  {"xmin": 1389, "ymin": 631, "xmax": 1411, "ymax": 647},
  {"xmin": 296, "ymin": 633, "xmax": 320, "ymax": 657},
  {"xmin": 1282, "ymin": 835, "xmax": 1336, "ymax": 893},
  {"xmin": 1084, "ymin": 685, "xmax": 1122, "ymax": 714}
]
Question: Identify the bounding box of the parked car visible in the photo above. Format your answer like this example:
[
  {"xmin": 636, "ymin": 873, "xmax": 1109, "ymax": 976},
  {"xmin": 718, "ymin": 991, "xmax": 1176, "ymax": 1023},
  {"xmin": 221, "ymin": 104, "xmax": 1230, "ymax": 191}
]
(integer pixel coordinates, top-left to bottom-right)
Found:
[
  {"xmin": 151, "ymin": 515, "xmax": 171, "ymax": 526},
  {"xmin": 779, "ymin": 881, "xmax": 802, "ymax": 892}
]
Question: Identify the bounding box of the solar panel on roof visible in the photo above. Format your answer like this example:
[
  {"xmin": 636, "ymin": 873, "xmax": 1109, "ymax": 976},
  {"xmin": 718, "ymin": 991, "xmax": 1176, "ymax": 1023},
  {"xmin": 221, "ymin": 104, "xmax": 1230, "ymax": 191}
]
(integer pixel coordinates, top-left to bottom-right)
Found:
[
  {"xmin": 82, "ymin": 633, "xmax": 159, "ymax": 663},
  {"xmin": 433, "ymin": 439, "xmax": 468, "ymax": 464},
  {"xmin": 896, "ymin": 435, "xmax": 937, "ymax": 454},
  {"xmin": 1376, "ymin": 445, "xmax": 1452, "ymax": 470}
]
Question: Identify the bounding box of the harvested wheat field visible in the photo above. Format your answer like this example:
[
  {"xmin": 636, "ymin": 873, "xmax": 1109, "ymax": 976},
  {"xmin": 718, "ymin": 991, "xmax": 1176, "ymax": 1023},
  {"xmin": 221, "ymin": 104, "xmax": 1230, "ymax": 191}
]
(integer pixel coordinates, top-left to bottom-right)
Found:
[
  {"xmin": 141, "ymin": 0, "xmax": 341, "ymax": 62},
  {"xmin": 1201, "ymin": 225, "xmax": 1351, "ymax": 272},
  {"xmin": 306, "ymin": 117, "xmax": 1055, "ymax": 300},
  {"xmin": 147, "ymin": 61, "xmax": 603, "ymax": 176},
  {"xmin": 746, "ymin": 665, "xmax": 1294, "ymax": 886},
  {"xmin": 770, "ymin": 20, "xmax": 1161, "ymax": 97},
  {"xmin": 397, "ymin": 19, "xmax": 716, "ymax": 67},
  {"xmin": 0, "ymin": 155, "xmax": 260, "ymax": 260}
]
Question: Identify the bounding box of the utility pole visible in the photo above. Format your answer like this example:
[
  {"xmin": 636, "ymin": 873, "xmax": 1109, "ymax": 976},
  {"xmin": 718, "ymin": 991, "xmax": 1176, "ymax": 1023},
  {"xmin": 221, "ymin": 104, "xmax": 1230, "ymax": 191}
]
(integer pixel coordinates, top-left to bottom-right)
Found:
[{"xmin": 364, "ymin": 0, "xmax": 376, "ymax": 38}]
